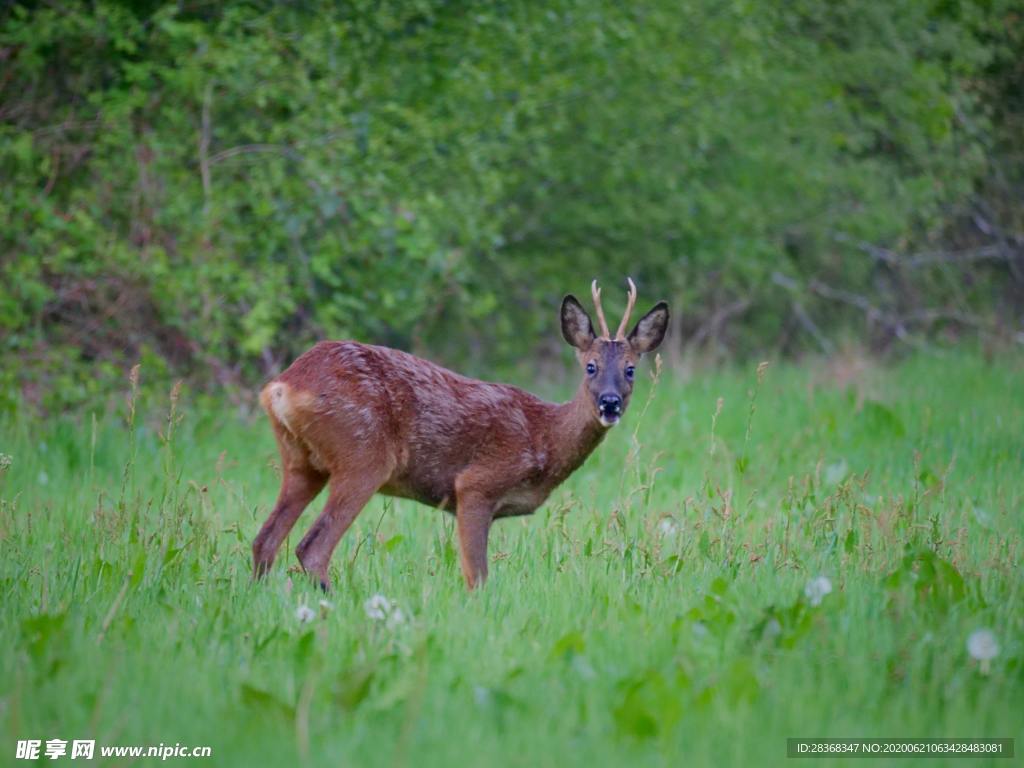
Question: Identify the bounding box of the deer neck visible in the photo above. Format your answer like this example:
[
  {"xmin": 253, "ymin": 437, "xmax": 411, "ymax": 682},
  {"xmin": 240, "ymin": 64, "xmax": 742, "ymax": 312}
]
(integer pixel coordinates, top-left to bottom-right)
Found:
[{"xmin": 548, "ymin": 382, "xmax": 608, "ymax": 481}]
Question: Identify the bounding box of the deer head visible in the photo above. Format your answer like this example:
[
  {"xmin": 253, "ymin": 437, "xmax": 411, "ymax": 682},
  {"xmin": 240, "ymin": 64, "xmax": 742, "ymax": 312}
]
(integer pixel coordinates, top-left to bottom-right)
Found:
[{"xmin": 560, "ymin": 278, "xmax": 670, "ymax": 427}]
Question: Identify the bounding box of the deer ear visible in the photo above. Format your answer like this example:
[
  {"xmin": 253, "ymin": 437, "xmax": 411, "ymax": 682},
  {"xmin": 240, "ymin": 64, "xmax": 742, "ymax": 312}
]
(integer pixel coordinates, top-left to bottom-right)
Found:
[
  {"xmin": 560, "ymin": 295, "xmax": 596, "ymax": 350},
  {"xmin": 627, "ymin": 301, "xmax": 669, "ymax": 354}
]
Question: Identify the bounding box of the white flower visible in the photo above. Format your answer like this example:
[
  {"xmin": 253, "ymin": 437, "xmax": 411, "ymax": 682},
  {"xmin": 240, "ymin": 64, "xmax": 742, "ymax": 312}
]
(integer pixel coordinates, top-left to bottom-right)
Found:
[
  {"xmin": 295, "ymin": 603, "xmax": 315, "ymax": 624},
  {"xmin": 658, "ymin": 518, "xmax": 680, "ymax": 537},
  {"xmin": 364, "ymin": 594, "xmax": 410, "ymax": 630},
  {"xmin": 971, "ymin": 505, "xmax": 993, "ymax": 528},
  {"xmin": 473, "ymin": 685, "xmax": 492, "ymax": 708},
  {"xmin": 805, "ymin": 576, "xmax": 833, "ymax": 606},
  {"xmin": 571, "ymin": 654, "xmax": 596, "ymax": 680},
  {"xmin": 824, "ymin": 460, "xmax": 848, "ymax": 485},
  {"xmin": 762, "ymin": 618, "xmax": 782, "ymax": 641},
  {"xmin": 364, "ymin": 594, "xmax": 392, "ymax": 621},
  {"xmin": 967, "ymin": 629, "xmax": 999, "ymax": 673},
  {"xmin": 386, "ymin": 607, "xmax": 406, "ymax": 630}
]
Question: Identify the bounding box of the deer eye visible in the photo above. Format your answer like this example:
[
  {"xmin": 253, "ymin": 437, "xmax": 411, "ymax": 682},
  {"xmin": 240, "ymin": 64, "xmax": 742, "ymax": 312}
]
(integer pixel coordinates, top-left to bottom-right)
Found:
[
  {"xmin": 586, "ymin": 362, "xmax": 597, "ymax": 376},
  {"xmin": 625, "ymin": 365, "xmax": 635, "ymax": 381}
]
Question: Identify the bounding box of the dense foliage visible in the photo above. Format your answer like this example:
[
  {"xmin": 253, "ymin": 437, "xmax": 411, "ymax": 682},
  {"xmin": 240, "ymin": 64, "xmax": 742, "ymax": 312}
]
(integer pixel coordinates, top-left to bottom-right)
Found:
[{"xmin": 1, "ymin": 1, "xmax": 1021, "ymax": 409}]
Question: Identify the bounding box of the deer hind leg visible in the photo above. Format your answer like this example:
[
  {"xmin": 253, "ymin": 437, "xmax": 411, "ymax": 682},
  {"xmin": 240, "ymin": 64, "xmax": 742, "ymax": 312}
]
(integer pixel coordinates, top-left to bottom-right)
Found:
[
  {"xmin": 253, "ymin": 437, "xmax": 327, "ymax": 578},
  {"xmin": 295, "ymin": 467, "xmax": 388, "ymax": 591}
]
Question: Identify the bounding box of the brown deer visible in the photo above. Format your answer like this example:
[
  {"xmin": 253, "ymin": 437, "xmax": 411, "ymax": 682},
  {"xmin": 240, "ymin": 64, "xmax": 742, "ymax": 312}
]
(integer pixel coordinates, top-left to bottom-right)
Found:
[{"xmin": 253, "ymin": 278, "xmax": 669, "ymax": 589}]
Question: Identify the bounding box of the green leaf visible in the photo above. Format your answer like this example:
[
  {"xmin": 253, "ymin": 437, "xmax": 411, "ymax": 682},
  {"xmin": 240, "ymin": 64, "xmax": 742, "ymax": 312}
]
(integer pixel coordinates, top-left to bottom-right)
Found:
[
  {"xmin": 862, "ymin": 401, "xmax": 906, "ymax": 438},
  {"xmin": 240, "ymin": 683, "xmax": 295, "ymax": 722},
  {"xmin": 335, "ymin": 666, "xmax": 375, "ymax": 712},
  {"xmin": 130, "ymin": 547, "xmax": 147, "ymax": 587},
  {"xmin": 549, "ymin": 631, "xmax": 586, "ymax": 661}
]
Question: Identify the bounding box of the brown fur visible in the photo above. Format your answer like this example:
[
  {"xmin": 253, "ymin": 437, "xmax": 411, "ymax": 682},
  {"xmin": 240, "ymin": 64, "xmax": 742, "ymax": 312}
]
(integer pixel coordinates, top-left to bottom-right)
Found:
[{"xmin": 252, "ymin": 283, "xmax": 669, "ymax": 589}]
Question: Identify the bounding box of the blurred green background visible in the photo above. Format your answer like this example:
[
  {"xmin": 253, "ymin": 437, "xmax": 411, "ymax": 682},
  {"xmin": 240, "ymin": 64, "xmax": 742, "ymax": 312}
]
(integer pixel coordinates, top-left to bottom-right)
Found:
[{"xmin": 2, "ymin": 0, "xmax": 1022, "ymax": 411}]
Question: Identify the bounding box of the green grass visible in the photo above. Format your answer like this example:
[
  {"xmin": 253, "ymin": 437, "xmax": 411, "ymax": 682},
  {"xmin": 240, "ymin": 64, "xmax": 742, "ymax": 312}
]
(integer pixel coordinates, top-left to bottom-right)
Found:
[{"xmin": 1, "ymin": 352, "xmax": 1022, "ymax": 767}]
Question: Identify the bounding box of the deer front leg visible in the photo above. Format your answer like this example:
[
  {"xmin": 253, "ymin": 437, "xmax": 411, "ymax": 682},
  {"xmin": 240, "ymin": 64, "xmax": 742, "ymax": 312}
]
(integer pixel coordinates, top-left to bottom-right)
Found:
[{"xmin": 455, "ymin": 489, "xmax": 494, "ymax": 589}]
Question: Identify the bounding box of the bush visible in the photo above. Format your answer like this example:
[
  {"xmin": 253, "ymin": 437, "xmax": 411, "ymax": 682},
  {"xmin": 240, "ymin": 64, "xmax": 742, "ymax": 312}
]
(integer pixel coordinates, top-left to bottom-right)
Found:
[{"xmin": 1, "ymin": 0, "xmax": 1020, "ymax": 410}]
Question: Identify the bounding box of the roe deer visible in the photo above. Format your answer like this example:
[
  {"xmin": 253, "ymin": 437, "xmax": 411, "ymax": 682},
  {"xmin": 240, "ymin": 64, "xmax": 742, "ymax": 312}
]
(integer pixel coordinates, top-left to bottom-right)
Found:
[{"xmin": 253, "ymin": 278, "xmax": 669, "ymax": 589}]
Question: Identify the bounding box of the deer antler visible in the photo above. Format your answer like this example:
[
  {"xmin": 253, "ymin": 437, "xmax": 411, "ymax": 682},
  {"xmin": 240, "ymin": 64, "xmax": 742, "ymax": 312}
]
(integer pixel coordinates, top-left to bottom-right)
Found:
[
  {"xmin": 614, "ymin": 277, "xmax": 638, "ymax": 340},
  {"xmin": 591, "ymin": 279, "xmax": 611, "ymax": 339}
]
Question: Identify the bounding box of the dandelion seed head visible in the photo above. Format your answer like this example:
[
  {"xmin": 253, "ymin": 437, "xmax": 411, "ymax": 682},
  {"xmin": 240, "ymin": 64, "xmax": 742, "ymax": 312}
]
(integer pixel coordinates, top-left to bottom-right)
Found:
[
  {"xmin": 473, "ymin": 685, "xmax": 492, "ymax": 707},
  {"xmin": 967, "ymin": 629, "xmax": 999, "ymax": 662},
  {"xmin": 363, "ymin": 594, "xmax": 409, "ymax": 629},
  {"xmin": 295, "ymin": 603, "xmax": 315, "ymax": 624},
  {"xmin": 824, "ymin": 460, "xmax": 849, "ymax": 486},
  {"xmin": 386, "ymin": 607, "xmax": 406, "ymax": 630},
  {"xmin": 572, "ymin": 654, "xmax": 596, "ymax": 680},
  {"xmin": 364, "ymin": 594, "xmax": 391, "ymax": 620},
  {"xmin": 805, "ymin": 575, "xmax": 833, "ymax": 606}
]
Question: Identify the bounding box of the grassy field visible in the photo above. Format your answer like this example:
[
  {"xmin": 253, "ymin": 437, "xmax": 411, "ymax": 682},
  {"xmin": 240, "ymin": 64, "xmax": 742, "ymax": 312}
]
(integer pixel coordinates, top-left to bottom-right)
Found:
[{"xmin": 1, "ymin": 351, "xmax": 1021, "ymax": 766}]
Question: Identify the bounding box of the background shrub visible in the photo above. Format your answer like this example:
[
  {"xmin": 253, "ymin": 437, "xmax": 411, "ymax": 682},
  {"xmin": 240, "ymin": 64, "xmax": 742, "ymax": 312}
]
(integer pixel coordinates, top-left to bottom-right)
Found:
[{"xmin": 1, "ymin": 0, "xmax": 1021, "ymax": 410}]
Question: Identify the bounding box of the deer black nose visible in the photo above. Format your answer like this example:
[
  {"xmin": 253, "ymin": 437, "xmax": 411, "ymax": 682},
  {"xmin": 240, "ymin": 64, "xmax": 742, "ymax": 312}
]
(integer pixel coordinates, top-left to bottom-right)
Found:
[{"xmin": 599, "ymin": 394, "xmax": 622, "ymax": 413}]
